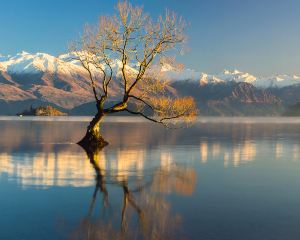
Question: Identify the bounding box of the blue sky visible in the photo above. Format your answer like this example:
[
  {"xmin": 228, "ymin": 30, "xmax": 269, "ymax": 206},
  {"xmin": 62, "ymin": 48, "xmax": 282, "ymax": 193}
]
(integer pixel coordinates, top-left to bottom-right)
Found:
[{"xmin": 1, "ymin": 0, "xmax": 300, "ymax": 75}]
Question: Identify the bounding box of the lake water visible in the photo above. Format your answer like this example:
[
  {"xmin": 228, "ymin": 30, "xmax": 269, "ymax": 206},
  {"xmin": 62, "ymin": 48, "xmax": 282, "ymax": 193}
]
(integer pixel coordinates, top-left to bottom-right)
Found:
[{"xmin": 0, "ymin": 117, "xmax": 300, "ymax": 240}]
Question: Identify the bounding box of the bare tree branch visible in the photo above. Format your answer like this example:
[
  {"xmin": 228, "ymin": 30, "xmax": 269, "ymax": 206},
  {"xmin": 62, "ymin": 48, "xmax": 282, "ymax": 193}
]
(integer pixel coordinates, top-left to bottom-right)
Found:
[{"xmin": 71, "ymin": 1, "xmax": 197, "ymax": 141}]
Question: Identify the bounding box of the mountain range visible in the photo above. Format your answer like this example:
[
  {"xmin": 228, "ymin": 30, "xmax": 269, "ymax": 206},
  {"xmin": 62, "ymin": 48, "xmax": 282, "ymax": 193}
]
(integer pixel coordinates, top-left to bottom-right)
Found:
[{"xmin": 0, "ymin": 51, "xmax": 300, "ymax": 116}]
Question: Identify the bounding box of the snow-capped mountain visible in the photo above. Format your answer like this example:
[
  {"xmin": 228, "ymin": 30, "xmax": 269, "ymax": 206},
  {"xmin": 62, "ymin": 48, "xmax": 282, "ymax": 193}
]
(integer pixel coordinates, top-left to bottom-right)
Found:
[
  {"xmin": 161, "ymin": 64, "xmax": 200, "ymax": 81},
  {"xmin": 254, "ymin": 74, "xmax": 300, "ymax": 88},
  {"xmin": 0, "ymin": 51, "xmax": 95, "ymax": 109},
  {"xmin": 0, "ymin": 54, "xmax": 10, "ymax": 62},
  {"xmin": 1, "ymin": 51, "xmax": 300, "ymax": 89},
  {"xmin": 161, "ymin": 64, "xmax": 300, "ymax": 88},
  {"xmin": 0, "ymin": 51, "xmax": 300, "ymax": 116},
  {"xmin": 199, "ymin": 70, "xmax": 257, "ymax": 86},
  {"xmin": 58, "ymin": 52, "xmax": 139, "ymax": 76},
  {"xmin": 0, "ymin": 51, "xmax": 175, "ymax": 113},
  {"xmin": 197, "ymin": 69, "xmax": 300, "ymax": 88}
]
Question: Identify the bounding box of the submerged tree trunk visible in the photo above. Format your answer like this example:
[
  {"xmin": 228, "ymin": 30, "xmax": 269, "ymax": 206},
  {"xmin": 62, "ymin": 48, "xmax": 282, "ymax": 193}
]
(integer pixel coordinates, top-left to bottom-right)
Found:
[{"xmin": 78, "ymin": 111, "xmax": 108, "ymax": 150}]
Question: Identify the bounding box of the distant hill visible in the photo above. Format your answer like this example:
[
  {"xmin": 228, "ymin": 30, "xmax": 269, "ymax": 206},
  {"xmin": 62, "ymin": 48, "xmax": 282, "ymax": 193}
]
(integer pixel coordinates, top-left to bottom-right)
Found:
[
  {"xmin": 0, "ymin": 51, "xmax": 300, "ymax": 116},
  {"xmin": 171, "ymin": 81, "xmax": 283, "ymax": 116},
  {"xmin": 269, "ymin": 85, "xmax": 300, "ymax": 106},
  {"xmin": 70, "ymin": 102, "xmax": 97, "ymax": 116},
  {"xmin": 0, "ymin": 99, "xmax": 67, "ymax": 116}
]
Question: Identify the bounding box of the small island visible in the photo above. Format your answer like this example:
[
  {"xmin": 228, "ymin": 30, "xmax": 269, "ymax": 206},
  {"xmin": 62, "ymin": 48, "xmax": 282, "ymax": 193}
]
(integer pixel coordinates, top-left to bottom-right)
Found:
[{"xmin": 18, "ymin": 105, "xmax": 67, "ymax": 116}]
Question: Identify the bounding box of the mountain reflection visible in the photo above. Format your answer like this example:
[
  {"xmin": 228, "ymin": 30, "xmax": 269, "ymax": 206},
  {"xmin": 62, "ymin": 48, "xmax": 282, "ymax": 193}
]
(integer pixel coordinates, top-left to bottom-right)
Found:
[
  {"xmin": 199, "ymin": 140, "xmax": 257, "ymax": 167},
  {"xmin": 0, "ymin": 147, "xmax": 197, "ymax": 189},
  {"xmin": 0, "ymin": 119, "xmax": 300, "ymax": 188},
  {"xmin": 0, "ymin": 151, "xmax": 95, "ymax": 187}
]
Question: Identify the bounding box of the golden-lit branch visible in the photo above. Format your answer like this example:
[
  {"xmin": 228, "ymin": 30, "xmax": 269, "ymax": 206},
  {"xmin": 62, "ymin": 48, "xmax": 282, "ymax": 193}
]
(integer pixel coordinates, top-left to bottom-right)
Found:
[{"xmin": 126, "ymin": 96, "xmax": 198, "ymax": 127}]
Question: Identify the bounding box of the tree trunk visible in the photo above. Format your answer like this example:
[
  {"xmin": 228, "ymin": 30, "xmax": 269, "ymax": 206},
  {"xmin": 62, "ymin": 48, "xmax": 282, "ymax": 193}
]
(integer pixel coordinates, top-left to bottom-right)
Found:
[{"xmin": 78, "ymin": 111, "xmax": 108, "ymax": 150}]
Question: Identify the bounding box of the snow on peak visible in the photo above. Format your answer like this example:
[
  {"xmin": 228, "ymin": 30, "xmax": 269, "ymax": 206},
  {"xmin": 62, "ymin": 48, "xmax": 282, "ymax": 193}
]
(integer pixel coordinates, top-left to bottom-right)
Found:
[
  {"xmin": 0, "ymin": 51, "xmax": 84, "ymax": 75},
  {"xmin": 218, "ymin": 69, "xmax": 257, "ymax": 83},
  {"xmin": 159, "ymin": 63, "xmax": 200, "ymax": 81},
  {"xmin": 161, "ymin": 64, "xmax": 174, "ymax": 72},
  {"xmin": 198, "ymin": 69, "xmax": 257, "ymax": 85},
  {"xmin": 17, "ymin": 51, "xmax": 30, "ymax": 56},
  {"xmin": 0, "ymin": 54, "xmax": 10, "ymax": 61},
  {"xmin": 197, "ymin": 69, "xmax": 300, "ymax": 88},
  {"xmin": 1, "ymin": 52, "xmax": 300, "ymax": 88},
  {"xmin": 199, "ymin": 72, "xmax": 222, "ymax": 85},
  {"xmin": 292, "ymin": 75, "xmax": 300, "ymax": 79},
  {"xmin": 223, "ymin": 69, "xmax": 241, "ymax": 75},
  {"xmin": 254, "ymin": 74, "xmax": 300, "ymax": 88}
]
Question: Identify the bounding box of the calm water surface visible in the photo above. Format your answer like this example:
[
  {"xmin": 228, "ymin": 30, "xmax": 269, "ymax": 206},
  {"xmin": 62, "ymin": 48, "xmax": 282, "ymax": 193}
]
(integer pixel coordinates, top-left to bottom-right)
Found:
[{"xmin": 0, "ymin": 117, "xmax": 300, "ymax": 240}]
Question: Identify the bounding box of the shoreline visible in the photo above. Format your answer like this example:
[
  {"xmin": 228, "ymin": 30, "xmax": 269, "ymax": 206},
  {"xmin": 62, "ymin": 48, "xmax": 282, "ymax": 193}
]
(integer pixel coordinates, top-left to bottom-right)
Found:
[{"xmin": 0, "ymin": 115, "xmax": 300, "ymax": 123}]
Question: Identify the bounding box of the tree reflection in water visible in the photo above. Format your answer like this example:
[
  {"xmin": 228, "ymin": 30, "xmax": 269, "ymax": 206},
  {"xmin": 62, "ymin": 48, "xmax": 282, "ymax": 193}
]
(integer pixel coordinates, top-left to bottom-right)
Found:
[{"xmin": 69, "ymin": 147, "xmax": 196, "ymax": 240}]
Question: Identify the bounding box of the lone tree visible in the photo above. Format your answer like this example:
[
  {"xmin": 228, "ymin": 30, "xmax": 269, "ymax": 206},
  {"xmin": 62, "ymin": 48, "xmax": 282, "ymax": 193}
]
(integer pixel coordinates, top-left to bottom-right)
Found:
[{"xmin": 73, "ymin": 1, "xmax": 198, "ymax": 149}]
